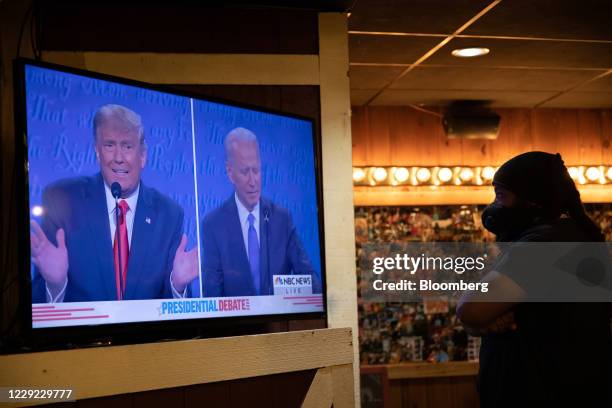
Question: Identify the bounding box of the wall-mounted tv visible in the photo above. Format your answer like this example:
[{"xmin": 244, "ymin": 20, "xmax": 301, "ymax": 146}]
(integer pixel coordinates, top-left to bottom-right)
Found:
[{"xmin": 13, "ymin": 59, "xmax": 326, "ymax": 346}]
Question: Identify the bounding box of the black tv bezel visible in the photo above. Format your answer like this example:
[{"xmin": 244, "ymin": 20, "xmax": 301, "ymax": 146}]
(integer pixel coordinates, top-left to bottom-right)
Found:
[{"xmin": 11, "ymin": 57, "xmax": 328, "ymax": 352}]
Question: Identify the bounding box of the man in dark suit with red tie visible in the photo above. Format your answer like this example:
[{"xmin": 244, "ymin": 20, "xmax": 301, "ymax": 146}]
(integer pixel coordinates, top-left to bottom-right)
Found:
[{"xmin": 30, "ymin": 104, "xmax": 198, "ymax": 303}]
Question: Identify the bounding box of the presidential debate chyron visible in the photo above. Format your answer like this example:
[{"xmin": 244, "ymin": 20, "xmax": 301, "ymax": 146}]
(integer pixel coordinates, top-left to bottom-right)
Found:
[{"xmin": 16, "ymin": 59, "xmax": 326, "ymax": 330}]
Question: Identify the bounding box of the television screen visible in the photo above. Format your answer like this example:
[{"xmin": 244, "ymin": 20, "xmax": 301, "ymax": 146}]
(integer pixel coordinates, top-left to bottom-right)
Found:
[{"xmin": 16, "ymin": 59, "xmax": 325, "ymax": 332}]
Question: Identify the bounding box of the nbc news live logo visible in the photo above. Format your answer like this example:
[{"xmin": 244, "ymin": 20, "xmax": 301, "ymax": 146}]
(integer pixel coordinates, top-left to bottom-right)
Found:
[{"xmin": 272, "ymin": 275, "xmax": 313, "ymax": 295}]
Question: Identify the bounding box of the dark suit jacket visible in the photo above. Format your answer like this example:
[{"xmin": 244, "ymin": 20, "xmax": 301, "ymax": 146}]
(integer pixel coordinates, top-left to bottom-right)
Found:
[
  {"xmin": 31, "ymin": 173, "xmax": 184, "ymax": 302},
  {"xmin": 201, "ymin": 196, "xmax": 322, "ymax": 297}
]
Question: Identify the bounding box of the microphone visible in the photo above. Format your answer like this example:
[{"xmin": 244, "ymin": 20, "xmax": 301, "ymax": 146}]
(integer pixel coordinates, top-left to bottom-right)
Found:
[
  {"xmin": 111, "ymin": 182, "xmax": 123, "ymax": 299},
  {"xmin": 111, "ymin": 182, "xmax": 122, "ymax": 199},
  {"xmin": 264, "ymin": 208, "xmax": 270, "ymax": 223}
]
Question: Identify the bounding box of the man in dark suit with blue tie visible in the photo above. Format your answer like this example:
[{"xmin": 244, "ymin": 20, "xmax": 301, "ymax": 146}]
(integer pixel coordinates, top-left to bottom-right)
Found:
[
  {"xmin": 30, "ymin": 104, "xmax": 198, "ymax": 303},
  {"xmin": 201, "ymin": 127, "xmax": 322, "ymax": 297}
]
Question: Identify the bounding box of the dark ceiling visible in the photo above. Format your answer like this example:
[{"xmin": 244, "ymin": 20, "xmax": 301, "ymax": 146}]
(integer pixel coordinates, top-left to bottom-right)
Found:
[{"xmin": 348, "ymin": 0, "xmax": 612, "ymax": 107}]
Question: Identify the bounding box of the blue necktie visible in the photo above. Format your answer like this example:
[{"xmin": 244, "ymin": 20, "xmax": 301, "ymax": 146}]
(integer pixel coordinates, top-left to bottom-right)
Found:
[{"xmin": 247, "ymin": 213, "xmax": 260, "ymax": 295}]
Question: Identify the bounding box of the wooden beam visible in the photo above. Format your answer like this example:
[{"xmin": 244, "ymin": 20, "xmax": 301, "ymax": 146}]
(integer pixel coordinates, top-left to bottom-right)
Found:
[
  {"xmin": 302, "ymin": 368, "xmax": 333, "ymax": 408},
  {"xmin": 354, "ymin": 186, "xmax": 495, "ymax": 206},
  {"xmin": 0, "ymin": 328, "xmax": 353, "ymax": 406},
  {"xmin": 331, "ymin": 364, "xmax": 356, "ymax": 408},
  {"xmin": 318, "ymin": 12, "xmax": 360, "ymax": 406},
  {"xmin": 42, "ymin": 52, "xmax": 320, "ymax": 85},
  {"xmin": 386, "ymin": 362, "xmax": 479, "ymax": 380},
  {"xmin": 353, "ymin": 185, "xmax": 610, "ymax": 206}
]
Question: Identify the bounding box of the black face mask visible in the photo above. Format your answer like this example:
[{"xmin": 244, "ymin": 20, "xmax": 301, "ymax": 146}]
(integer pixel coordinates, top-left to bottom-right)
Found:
[{"xmin": 481, "ymin": 202, "xmax": 541, "ymax": 242}]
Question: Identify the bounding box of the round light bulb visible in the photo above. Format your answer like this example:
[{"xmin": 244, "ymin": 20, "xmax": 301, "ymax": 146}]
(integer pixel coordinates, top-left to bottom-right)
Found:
[
  {"xmin": 437, "ymin": 167, "xmax": 452, "ymax": 182},
  {"xmin": 353, "ymin": 168, "xmax": 366, "ymax": 182},
  {"xmin": 373, "ymin": 167, "xmax": 388, "ymax": 182},
  {"xmin": 394, "ymin": 167, "xmax": 409, "ymax": 183},
  {"xmin": 416, "ymin": 168, "xmax": 431, "ymax": 182},
  {"xmin": 481, "ymin": 166, "xmax": 495, "ymax": 180},
  {"xmin": 567, "ymin": 167, "xmax": 579, "ymax": 180},
  {"xmin": 585, "ymin": 166, "xmax": 600, "ymax": 182},
  {"xmin": 459, "ymin": 168, "xmax": 474, "ymax": 181}
]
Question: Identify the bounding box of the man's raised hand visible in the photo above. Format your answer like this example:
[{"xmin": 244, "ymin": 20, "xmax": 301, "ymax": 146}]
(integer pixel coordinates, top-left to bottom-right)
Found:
[{"xmin": 30, "ymin": 220, "xmax": 68, "ymax": 296}]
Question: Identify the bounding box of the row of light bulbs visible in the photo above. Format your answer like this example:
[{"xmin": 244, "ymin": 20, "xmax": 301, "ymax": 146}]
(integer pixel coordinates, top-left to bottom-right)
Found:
[{"xmin": 353, "ymin": 165, "xmax": 612, "ymax": 186}]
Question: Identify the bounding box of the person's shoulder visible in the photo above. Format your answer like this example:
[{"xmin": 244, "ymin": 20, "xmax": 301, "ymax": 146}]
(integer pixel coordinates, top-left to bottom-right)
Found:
[
  {"xmin": 516, "ymin": 218, "xmax": 590, "ymax": 242},
  {"xmin": 202, "ymin": 197, "xmax": 234, "ymax": 226},
  {"xmin": 515, "ymin": 224, "xmax": 553, "ymax": 242},
  {"xmin": 261, "ymin": 197, "xmax": 291, "ymax": 220},
  {"xmin": 552, "ymin": 218, "xmax": 593, "ymax": 241},
  {"xmin": 43, "ymin": 175, "xmax": 98, "ymax": 197},
  {"xmin": 141, "ymin": 183, "xmax": 183, "ymax": 217}
]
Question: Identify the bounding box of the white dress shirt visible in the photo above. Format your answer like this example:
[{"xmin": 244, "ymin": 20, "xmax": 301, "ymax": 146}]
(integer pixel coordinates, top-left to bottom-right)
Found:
[
  {"xmin": 104, "ymin": 182, "xmax": 139, "ymax": 247},
  {"xmin": 234, "ymin": 193, "xmax": 260, "ymax": 260},
  {"xmin": 47, "ymin": 182, "xmax": 185, "ymax": 302}
]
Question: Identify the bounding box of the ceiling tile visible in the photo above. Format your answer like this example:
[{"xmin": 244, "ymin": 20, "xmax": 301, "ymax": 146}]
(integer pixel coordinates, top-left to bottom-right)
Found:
[
  {"xmin": 389, "ymin": 66, "xmax": 603, "ymax": 91},
  {"xmin": 427, "ymin": 38, "xmax": 612, "ymax": 69},
  {"xmin": 371, "ymin": 89, "xmax": 556, "ymax": 107},
  {"xmin": 539, "ymin": 92, "xmax": 612, "ymax": 108},
  {"xmin": 426, "ymin": 38, "xmax": 612, "ymax": 68},
  {"xmin": 350, "ymin": 65, "xmax": 406, "ymax": 89},
  {"xmin": 350, "ymin": 89, "xmax": 380, "ymax": 105},
  {"xmin": 575, "ymin": 73, "xmax": 612, "ymax": 91},
  {"xmin": 464, "ymin": 0, "xmax": 612, "ymax": 40},
  {"xmin": 349, "ymin": 34, "xmax": 441, "ymax": 64},
  {"xmin": 349, "ymin": 0, "xmax": 492, "ymax": 34},
  {"xmin": 347, "ymin": 0, "xmax": 612, "ymax": 108}
]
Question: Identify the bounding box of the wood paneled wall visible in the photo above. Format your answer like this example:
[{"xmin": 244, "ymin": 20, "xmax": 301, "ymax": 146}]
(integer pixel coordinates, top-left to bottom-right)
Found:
[
  {"xmin": 352, "ymin": 106, "xmax": 612, "ymax": 166},
  {"xmin": 389, "ymin": 377, "xmax": 479, "ymax": 408}
]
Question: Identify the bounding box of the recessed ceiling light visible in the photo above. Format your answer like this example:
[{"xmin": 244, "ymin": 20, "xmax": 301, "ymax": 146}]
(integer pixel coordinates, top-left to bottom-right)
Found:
[{"xmin": 451, "ymin": 47, "xmax": 490, "ymax": 58}]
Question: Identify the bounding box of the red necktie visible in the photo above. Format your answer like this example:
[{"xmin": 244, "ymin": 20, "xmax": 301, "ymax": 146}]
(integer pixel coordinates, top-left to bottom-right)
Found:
[{"xmin": 113, "ymin": 199, "xmax": 129, "ymax": 300}]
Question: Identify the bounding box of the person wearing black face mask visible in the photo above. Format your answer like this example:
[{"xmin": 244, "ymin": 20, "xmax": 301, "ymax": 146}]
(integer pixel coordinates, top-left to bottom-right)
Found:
[
  {"xmin": 481, "ymin": 151, "xmax": 603, "ymax": 243},
  {"xmin": 481, "ymin": 200, "xmax": 543, "ymax": 242},
  {"xmin": 457, "ymin": 151, "xmax": 611, "ymax": 408}
]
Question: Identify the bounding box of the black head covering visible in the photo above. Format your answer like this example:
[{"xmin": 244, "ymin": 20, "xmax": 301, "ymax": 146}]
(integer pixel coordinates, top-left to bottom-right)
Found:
[
  {"xmin": 492, "ymin": 151, "xmax": 603, "ymax": 241},
  {"xmin": 493, "ymin": 151, "xmax": 569, "ymax": 212}
]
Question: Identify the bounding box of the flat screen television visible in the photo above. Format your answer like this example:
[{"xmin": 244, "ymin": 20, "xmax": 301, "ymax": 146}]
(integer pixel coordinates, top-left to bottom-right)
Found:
[{"xmin": 12, "ymin": 58, "xmax": 326, "ymax": 349}]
